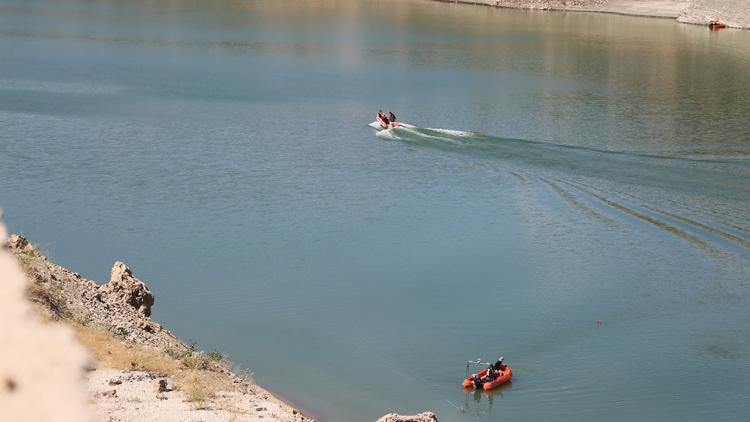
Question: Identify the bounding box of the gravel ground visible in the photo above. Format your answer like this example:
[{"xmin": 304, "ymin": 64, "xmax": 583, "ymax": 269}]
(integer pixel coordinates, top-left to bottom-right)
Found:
[{"xmin": 88, "ymin": 369, "xmax": 299, "ymax": 422}]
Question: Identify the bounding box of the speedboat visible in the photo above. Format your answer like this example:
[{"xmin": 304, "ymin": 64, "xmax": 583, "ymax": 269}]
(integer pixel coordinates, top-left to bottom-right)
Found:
[{"xmin": 368, "ymin": 120, "xmax": 414, "ymax": 131}]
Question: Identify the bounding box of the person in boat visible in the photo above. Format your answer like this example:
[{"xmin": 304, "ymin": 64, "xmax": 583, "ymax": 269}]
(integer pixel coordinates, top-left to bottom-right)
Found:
[
  {"xmin": 387, "ymin": 111, "xmax": 399, "ymax": 127},
  {"xmin": 491, "ymin": 357, "xmax": 507, "ymax": 380},
  {"xmin": 494, "ymin": 357, "xmax": 507, "ymax": 373},
  {"xmin": 481, "ymin": 362, "xmax": 497, "ymax": 383},
  {"xmin": 377, "ymin": 110, "xmax": 390, "ymax": 128},
  {"xmin": 478, "ymin": 357, "xmax": 507, "ymax": 384}
]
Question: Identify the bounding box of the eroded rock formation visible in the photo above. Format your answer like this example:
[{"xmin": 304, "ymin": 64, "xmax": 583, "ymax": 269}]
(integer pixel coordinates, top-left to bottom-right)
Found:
[
  {"xmin": 9, "ymin": 234, "xmax": 186, "ymax": 353},
  {"xmin": 101, "ymin": 261, "xmax": 154, "ymax": 317},
  {"xmin": 376, "ymin": 412, "xmax": 438, "ymax": 422}
]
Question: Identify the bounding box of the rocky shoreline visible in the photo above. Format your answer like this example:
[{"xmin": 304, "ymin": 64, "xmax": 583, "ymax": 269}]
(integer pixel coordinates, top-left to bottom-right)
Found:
[
  {"xmin": 433, "ymin": 0, "xmax": 750, "ymax": 29},
  {"xmin": 2, "ymin": 230, "xmax": 438, "ymax": 422},
  {"xmin": 6, "ymin": 233, "xmax": 313, "ymax": 421}
]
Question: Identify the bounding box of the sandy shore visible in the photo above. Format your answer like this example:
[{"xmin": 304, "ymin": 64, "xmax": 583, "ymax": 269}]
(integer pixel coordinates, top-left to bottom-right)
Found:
[
  {"xmin": 678, "ymin": 0, "xmax": 750, "ymax": 28},
  {"xmin": 88, "ymin": 368, "xmax": 298, "ymax": 422},
  {"xmin": 435, "ymin": 0, "xmax": 750, "ymax": 28}
]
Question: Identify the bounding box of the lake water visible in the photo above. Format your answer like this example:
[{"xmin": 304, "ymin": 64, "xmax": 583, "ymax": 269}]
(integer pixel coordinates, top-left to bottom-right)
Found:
[{"xmin": 2, "ymin": 0, "xmax": 750, "ymax": 420}]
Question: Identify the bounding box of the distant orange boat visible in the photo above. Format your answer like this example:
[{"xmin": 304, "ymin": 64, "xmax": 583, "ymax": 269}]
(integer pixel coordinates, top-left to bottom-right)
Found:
[{"xmin": 709, "ymin": 20, "xmax": 727, "ymax": 30}]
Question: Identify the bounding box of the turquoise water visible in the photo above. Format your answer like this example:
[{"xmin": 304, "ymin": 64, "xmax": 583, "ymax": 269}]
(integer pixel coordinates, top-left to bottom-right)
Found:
[{"xmin": 2, "ymin": 0, "xmax": 750, "ymax": 420}]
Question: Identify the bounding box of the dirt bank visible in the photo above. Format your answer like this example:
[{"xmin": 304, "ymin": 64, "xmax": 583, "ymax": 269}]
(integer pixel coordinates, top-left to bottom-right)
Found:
[
  {"xmin": 678, "ymin": 0, "xmax": 750, "ymax": 28},
  {"xmin": 434, "ymin": 0, "xmax": 750, "ymax": 29}
]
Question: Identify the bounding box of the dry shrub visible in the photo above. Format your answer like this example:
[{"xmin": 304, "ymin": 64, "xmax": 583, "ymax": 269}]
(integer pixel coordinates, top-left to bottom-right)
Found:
[
  {"xmin": 182, "ymin": 352, "xmax": 211, "ymax": 370},
  {"xmin": 74, "ymin": 326, "xmax": 179, "ymax": 375},
  {"xmin": 183, "ymin": 373, "xmax": 211, "ymax": 407},
  {"xmin": 206, "ymin": 350, "xmax": 227, "ymax": 363},
  {"xmin": 178, "ymin": 369, "xmax": 234, "ymax": 404},
  {"xmin": 16, "ymin": 245, "xmax": 45, "ymax": 271},
  {"xmin": 28, "ymin": 281, "xmax": 71, "ymax": 320}
]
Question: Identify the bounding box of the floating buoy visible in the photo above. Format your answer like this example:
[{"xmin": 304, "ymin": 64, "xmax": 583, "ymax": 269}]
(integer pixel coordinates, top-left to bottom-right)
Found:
[{"xmin": 596, "ymin": 319, "xmax": 603, "ymax": 326}]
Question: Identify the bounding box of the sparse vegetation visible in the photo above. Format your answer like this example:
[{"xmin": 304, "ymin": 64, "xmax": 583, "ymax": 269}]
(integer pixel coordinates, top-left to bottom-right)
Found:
[
  {"xmin": 74, "ymin": 326, "xmax": 235, "ymax": 407},
  {"xmin": 113, "ymin": 326, "xmax": 129, "ymax": 340},
  {"xmin": 29, "ymin": 280, "xmax": 72, "ymax": 320},
  {"xmin": 182, "ymin": 351, "xmax": 212, "ymax": 370},
  {"xmin": 206, "ymin": 350, "xmax": 226, "ymax": 363},
  {"xmin": 236, "ymin": 367, "xmax": 255, "ymax": 385},
  {"xmin": 46, "ymin": 282, "xmax": 71, "ymax": 319},
  {"xmin": 16, "ymin": 244, "xmax": 45, "ymax": 271},
  {"xmin": 16, "ymin": 241, "xmax": 73, "ymax": 321},
  {"xmin": 73, "ymin": 313, "xmax": 90, "ymax": 326},
  {"xmin": 184, "ymin": 374, "xmax": 211, "ymax": 408},
  {"xmin": 164, "ymin": 346, "xmax": 187, "ymax": 360},
  {"xmin": 76, "ymin": 326, "xmax": 180, "ymax": 375}
]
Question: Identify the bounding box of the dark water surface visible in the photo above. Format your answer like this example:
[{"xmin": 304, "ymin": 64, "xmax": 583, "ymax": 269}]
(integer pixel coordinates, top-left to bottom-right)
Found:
[{"xmin": 2, "ymin": 0, "xmax": 750, "ymax": 420}]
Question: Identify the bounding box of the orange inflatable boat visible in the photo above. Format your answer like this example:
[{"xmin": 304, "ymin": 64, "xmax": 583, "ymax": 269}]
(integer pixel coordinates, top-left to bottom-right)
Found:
[{"xmin": 462, "ymin": 366, "xmax": 512, "ymax": 391}]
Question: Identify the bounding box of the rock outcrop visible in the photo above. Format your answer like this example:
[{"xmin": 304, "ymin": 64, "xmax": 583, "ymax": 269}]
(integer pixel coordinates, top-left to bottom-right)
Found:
[
  {"xmin": 101, "ymin": 261, "xmax": 154, "ymax": 317},
  {"xmin": 8, "ymin": 233, "xmax": 32, "ymax": 252},
  {"xmin": 10, "ymin": 235, "xmax": 186, "ymax": 353},
  {"xmin": 377, "ymin": 412, "xmax": 438, "ymax": 422}
]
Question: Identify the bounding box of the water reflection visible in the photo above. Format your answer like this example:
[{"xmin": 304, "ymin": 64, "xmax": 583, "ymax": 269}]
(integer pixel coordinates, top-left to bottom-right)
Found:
[
  {"xmin": 455, "ymin": 383, "xmax": 513, "ymax": 418},
  {"xmin": 2, "ymin": 0, "xmax": 749, "ymax": 153}
]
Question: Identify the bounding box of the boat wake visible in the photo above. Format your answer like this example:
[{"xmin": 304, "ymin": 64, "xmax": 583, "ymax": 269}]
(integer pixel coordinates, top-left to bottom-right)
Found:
[
  {"xmin": 369, "ymin": 121, "xmax": 475, "ymax": 142},
  {"xmin": 367, "ymin": 121, "xmax": 750, "ymax": 262},
  {"xmin": 369, "ymin": 121, "xmax": 750, "ymax": 196}
]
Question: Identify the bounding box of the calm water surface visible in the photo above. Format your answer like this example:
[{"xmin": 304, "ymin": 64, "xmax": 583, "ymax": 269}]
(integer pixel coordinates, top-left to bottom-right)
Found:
[{"xmin": 2, "ymin": 0, "xmax": 750, "ymax": 420}]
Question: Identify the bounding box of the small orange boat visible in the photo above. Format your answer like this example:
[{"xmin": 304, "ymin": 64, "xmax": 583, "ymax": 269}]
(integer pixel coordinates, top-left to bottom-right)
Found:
[
  {"xmin": 709, "ymin": 20, "xmax": 727, "ymax": 30},
  {"xmin": 462, "ymin": 366, "xmax": 512, "ymax": 391}
]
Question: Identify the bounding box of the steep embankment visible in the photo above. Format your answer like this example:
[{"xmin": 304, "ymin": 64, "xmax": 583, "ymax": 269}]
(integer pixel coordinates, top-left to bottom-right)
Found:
[{"xmin": 7, "ymin": 233, "xmax": 312, "ymax": 422}]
